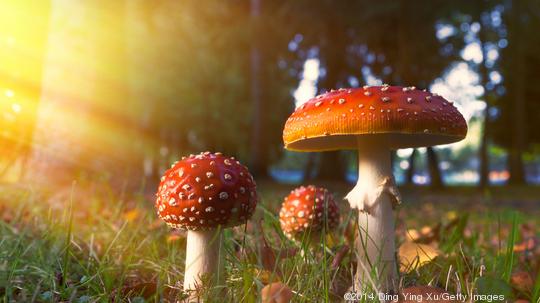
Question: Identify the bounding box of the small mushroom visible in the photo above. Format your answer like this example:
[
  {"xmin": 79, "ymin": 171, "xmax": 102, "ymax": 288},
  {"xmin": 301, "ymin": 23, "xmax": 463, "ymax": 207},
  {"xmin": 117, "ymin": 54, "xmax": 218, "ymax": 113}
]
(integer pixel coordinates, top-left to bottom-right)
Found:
[
  {"xmin": 155, "ymin": 152, "xmax": 258, "ymax": 295},
  {"xmin": 278, "ymin": 185, "xmax": 339, "ymax": 245},
  {"xmin": 282, "ymin": 86, "xmax": 467, "ymax": 292}
]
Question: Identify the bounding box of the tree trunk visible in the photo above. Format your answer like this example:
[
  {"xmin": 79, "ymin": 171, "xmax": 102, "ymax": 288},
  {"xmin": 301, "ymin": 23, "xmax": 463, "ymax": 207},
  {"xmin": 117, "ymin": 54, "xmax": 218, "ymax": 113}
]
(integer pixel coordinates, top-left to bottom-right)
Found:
[
  {"xmin": 313, "ymin": 16, "xmax": 348, "ymax": 182},
  {"xmin": 508, "ymin": 0, "xmax": 526, "ymax": 185},
  {"xmin": 248, "ymin": 0, "xmax": 269, "ymax": 178},
  {"xmin": 426, "ymin": 147, "xmax": 443, "ymax": 189},
  {"xmin": 478, "ymin": 27, "xmax": 491, "ymax": 189},
  {"xmin": 477, "ymin": 1, "xmax": 491, "ymax": 189},
  {"xmin": 28, "ymin": 0, "xmax": 138, "ymax": 189},
  {"xmin": 405, "ymin": 149, "xmax": 417, "ymax": 184},
  {"xmin": 316, "ymin": 152, "xmax": 346, "ymax": 181}
]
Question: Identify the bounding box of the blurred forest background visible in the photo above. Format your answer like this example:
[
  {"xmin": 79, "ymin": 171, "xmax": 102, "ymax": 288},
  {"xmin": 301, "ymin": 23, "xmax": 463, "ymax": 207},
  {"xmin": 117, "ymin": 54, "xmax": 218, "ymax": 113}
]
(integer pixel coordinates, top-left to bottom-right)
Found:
[{"xmin": 1, "ymin": 0, "xmax": 540, "ymax": 192}]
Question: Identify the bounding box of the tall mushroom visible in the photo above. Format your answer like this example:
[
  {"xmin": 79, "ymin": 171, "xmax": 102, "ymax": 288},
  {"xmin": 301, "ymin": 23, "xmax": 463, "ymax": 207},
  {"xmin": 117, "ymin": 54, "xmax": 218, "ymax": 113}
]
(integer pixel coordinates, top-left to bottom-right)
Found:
[
  {"xmin": 279, "ymin": 185, "xmax": 339, "ymax": 245},
  {"xmin": 155, "ymin": 152, "xmax": 258, "ymax": 294},
  {"xmin": 282, "ymin": 86, "xmax": 467, "ymax": 292}
]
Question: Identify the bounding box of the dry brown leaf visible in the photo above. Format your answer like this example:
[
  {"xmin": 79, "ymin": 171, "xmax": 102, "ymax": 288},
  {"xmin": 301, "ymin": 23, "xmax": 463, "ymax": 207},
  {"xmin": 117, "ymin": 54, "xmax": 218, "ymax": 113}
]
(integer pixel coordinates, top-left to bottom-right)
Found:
[
  {"xmin": 331, "ymin": 245, "xmax": 350, "ymax": 270},
  {"xmin": 400, "ymin": 286, "xmax": 457, "ymax": 302},
  {"xmin": 405, "ymin": 228, "xmax": 421, "ymax": 242},
  {"xmin": 253, "ymin": 268, "xmax": 281, "ymax": 284},
  {"xmin": 399, "ymin": 242, "xmax": 441, "ymax": 273},
  {"xmin": 445, "ymin": 211, "xmax": 457, "ymax": 221},
  {"xmin": 261, "ymin": 282, "xmax": 293, "ymax": 303},
  {"xmin": 514, "ymin": 237, "xmax": 539, "ymax": 253},
  {"xmin": 258, "ymin": 221, "xmax": 280, "ymax": 276},
  {"xmin": 510, "ymin": 271, "xmax": 534, "ymax": 293},
  {"xmin": 123, "ymin": 208, "xmax": 140, "ymax": 222}
]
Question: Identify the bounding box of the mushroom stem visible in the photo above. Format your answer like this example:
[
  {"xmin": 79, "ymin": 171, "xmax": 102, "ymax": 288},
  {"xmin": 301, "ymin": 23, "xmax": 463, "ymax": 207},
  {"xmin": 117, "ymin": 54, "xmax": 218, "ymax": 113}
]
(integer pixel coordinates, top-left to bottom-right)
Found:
[
  {"xmin": 345, "ymin": 140, "xmax": 398, "ymax": 293},
  {"xmin": 184, "ymin": 229, "xmax": 224, "ymax": 293}
]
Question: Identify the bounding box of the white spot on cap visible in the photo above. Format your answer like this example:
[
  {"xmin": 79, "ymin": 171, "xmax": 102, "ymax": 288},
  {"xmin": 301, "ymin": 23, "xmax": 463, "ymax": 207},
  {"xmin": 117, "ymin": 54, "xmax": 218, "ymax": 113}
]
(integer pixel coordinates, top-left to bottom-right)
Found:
[{"xmin": 219, "ymin": 192, "xmax": 229, "ymax": 200}]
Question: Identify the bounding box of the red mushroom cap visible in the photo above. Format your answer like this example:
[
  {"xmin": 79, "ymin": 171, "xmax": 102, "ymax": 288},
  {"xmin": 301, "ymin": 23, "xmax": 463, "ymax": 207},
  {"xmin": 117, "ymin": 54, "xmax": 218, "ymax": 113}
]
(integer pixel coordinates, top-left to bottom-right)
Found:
[
  {"xmin": 283, "ymin": 85, "xmax": 468, "ymax": 151},
  {"xmin": 155, "ymin": 152, "xmax": 258, "ymax": 230},
  {"xmin": 279, "ymin": 185, "xmax": 339, "ymax": 239}
]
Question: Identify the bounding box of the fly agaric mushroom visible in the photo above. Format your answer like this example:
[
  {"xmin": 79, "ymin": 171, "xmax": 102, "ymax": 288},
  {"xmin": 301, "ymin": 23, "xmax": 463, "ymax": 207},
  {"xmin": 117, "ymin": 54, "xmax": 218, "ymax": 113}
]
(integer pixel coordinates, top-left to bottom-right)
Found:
[
  {"xmin": 282, "ymin": 86, "xmax": 467, "ymax": 292},
  {"xmin": 155, "ymin": 151, "xmax": 258, "ymax": 293},
  {"xmin": 279, "ymin": 185, "xmax": 339, "ymax": 243}
]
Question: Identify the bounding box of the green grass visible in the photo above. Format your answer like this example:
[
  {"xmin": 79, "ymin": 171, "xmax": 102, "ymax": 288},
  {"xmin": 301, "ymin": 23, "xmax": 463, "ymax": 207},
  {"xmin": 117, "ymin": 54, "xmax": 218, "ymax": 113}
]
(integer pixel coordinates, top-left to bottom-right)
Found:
[{"xmin": 0, "ymin": 183, "xmax": 539, "ymax": 302}]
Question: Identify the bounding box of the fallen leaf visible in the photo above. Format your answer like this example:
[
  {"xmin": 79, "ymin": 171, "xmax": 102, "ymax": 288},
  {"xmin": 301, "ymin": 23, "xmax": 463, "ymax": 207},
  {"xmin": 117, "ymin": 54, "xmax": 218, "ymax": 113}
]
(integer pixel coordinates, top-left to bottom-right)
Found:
[
  {"xmin": 400, "ymin": 286, "xmax": 456, "ymax": 302},
  {"xmin": 261, "ymin": 282, "xmax": 293, "ymax": 303},
  {"xmin": 405, "ymin": 224, "xmax": 440, "ymax": 244},
  {"xmin": 399, "ymin": 242, "xmax": 441, "ymax": 273},
  {"xmin": 123, "ymin": 208, "xmax": 140, "ymax": 222},
  {"xmin": 258, "ymin": 221, "xmax": 280, "ymax": 276},
  {"xmin": 252, "ymin": 268, "xmax": 281, "ymax": 284},
  {"xmin": 514, "ymin": 237, "xmax": 538, "ymax": 253},
  {"xmin": 446, "ymin": 211, "xmax": 457, "ymax": 221},
  {"xmin": 510, "ymin": 271, "xmax": 533, "ymax": 293},
  {"xmin": 405, "ymin": 229, "xmax": 421, "ymax": 242},
  {"xmin": 331, "ymin": 245, "xmax": 350, "ymax": 270}
]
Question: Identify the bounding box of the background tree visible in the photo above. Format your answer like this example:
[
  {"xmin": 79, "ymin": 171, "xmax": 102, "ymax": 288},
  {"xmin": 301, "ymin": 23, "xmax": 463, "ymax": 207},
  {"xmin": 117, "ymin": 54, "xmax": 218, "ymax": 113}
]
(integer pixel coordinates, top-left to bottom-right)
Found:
[{"xmin": 493, "ymin": 0, "xmax": 540, "ymax": 184}]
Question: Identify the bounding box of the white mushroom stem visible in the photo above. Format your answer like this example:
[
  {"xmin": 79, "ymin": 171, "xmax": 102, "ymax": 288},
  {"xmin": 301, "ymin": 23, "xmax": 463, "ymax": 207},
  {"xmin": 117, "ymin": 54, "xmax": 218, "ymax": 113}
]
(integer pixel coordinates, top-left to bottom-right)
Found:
[
  {"xmin": 184, "ymin": 229, "xmax": 224, "ymax": 293},
  {"xmin": 345, "ymin": 139, "xmax": 401, "ymax": 293}
]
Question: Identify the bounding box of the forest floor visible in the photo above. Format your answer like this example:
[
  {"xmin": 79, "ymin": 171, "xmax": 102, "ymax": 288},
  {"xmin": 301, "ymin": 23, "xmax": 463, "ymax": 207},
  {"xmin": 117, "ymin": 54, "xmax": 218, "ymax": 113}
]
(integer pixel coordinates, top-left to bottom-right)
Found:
[{"xmin": 0, "ymin": 182, "xmax": 539, "ymax": 302}]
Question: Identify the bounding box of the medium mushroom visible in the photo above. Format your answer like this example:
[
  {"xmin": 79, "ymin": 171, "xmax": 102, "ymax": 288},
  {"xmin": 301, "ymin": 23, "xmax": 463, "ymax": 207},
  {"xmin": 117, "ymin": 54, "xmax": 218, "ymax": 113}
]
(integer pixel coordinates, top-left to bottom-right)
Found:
[
  {"xmin": 279, "ymin": 185, "xmax": 339, "ymax": 245},
  {"xmin": 282, "ymin": 86, "xmax": 467, "ymax": 292},
  {"xmin": 155, "ymin": 151, "xmax": 258, "ymax": 294}
]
